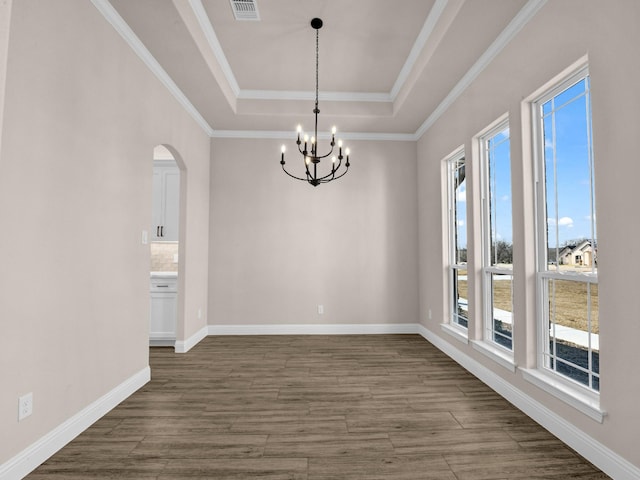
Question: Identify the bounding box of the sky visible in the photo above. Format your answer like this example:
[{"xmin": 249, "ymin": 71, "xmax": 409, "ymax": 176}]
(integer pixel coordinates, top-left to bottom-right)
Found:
[
  {"xmin": 455, "ymin": 77, "xmax": 596, "ymax": 251},
  {"xmin": 543, "ymin": 78, "xmax": 596, "ymax": 248}
]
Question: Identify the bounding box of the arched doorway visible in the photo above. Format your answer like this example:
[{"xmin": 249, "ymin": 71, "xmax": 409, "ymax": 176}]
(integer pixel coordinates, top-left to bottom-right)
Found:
[{"xmin": 149, "ymin": 144, "xmax": 185, "ymax": 349}]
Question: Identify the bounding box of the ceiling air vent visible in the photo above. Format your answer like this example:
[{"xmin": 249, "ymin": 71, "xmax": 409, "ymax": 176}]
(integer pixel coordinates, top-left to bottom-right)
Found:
[{"xmin": 229, "ymin": 0, "xmax": 259, "ymax": 21}]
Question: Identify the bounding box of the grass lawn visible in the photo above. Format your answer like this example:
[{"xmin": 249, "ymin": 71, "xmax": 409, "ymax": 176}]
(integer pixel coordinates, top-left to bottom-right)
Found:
[{"xmin": 456, "ymin": 269, "xmax": 599, "ymax": 334}]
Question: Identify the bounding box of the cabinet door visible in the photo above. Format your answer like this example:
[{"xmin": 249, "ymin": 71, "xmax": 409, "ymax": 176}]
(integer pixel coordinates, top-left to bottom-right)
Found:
[
  {"xmin": 162, "ymin": 169, "xmax": 180, "ymax": 241},
  {"xmin": 150, "ymin": 292, "xmax": 177, "ymax": 341},
  {"xmin": 151, "ymin": 170, "xmax": 164, "ymax": 241},
  {"xmin": 151, "ymin": 163, "xmax": 180, "ymax": 241}
]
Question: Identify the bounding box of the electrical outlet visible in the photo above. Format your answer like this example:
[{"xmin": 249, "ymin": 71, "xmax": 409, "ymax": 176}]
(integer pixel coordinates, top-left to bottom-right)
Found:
[
  {"xmin": 141, "ymin": 230, "xmax": 148, "ymax": 245},
  {"xmin": 198, "ymin": 308, "xmax": 202, "ymax": 319},
  {"xmin": 18, "ymin": 393, "xmax": 33, "ymax": 421},
  {"xmin": 428, "ymin": 309, "xmax": 432, "ymax": 320},
  {"xmin": 317, "ymin": 304, "xmax": 324, "ymax": 315}
]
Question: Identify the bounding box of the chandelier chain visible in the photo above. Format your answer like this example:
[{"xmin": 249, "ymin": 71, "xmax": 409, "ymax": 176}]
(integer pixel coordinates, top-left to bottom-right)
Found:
[{"xmin": 315, "ymin": 28, "xmax": 319, "ymax": 110}]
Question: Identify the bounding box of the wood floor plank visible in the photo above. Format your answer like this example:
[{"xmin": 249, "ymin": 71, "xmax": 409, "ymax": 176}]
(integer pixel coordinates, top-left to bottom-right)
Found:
[
  {"xmin": 26, "ymin": 335, "xmax": 610, "ymax": 479},
  {"xmin": 308, "ymin": 454, "xmax": 457, "ymax": 480},
  {"xmin": 264, "ymin": 433, "xmax": 395, "ymax": 457},
  {"xmin": 159, "ymin": 457, "xmax": 308, "ymax": 480}
]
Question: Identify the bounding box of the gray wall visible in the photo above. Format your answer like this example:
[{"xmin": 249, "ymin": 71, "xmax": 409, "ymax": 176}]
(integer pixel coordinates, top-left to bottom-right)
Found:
[
  {"xmin": 0, "ymin": 0, "xmax": 210, "ymax": 462},
  {"xmin": 209, "ymin": 138, "xmax": 419, "ymax": 327}
]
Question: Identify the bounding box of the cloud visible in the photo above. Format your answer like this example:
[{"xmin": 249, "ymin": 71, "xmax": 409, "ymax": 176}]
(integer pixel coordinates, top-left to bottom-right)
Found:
[
  {"xmin": 548, "ymin": 216, "xmax": 574, "ymax": 228},
  {"xmin": 500, "ymin": 195, "xmax": 509, "ymax": 202},
  {"xmin": 456, "ymin": 186, "xmax": 466, "ymax": 202},
  {"xmin": 458, "ymin": 220, "xmax": 465, "ymax": 227}
]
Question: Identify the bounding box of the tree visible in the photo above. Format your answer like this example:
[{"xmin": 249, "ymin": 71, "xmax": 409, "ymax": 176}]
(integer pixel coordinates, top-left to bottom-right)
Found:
[{"xmin": 491, "ymin": 240, "xmax": 513, "ymax": 264}]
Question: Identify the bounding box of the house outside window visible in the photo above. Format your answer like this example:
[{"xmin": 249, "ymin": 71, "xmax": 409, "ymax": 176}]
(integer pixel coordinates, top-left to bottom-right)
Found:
[
  {"xmin": 534, "ymin": 66, "xmax": 599, "ymax": 392},
  {"xmin": 446, "ymin": 150, "xmax": 468, "ymax": 330}
]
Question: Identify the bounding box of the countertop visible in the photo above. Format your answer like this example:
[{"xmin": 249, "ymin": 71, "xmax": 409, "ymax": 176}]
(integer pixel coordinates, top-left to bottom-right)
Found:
[{"xmin": 150, "ymin": 271, "xmax": 178, "ymax": 278}]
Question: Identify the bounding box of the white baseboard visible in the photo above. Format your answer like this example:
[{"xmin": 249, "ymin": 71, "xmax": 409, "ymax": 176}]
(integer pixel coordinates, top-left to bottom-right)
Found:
[
  {"xmin": 208, "ymin": 323, "xmax": 419, "ymax": 336},
  {"xmin": 174, "ymin": 325, "xmax": 208, "ymax": 353},
  {"xmin": 416, "ymin": 324, "xmax": 640, "ymax": 480},
  {"xmin": 0, "ymin": 367, "xmax": 150, "ymax": 480},
  {"xmin": 149, "ymin": 339, "xmax": 175, "ymax": 347}
]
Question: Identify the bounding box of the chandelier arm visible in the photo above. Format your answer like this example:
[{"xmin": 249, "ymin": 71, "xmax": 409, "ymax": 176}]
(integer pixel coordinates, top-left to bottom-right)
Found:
[
  {"xmin": 312, "ymin": 146, "xmax": 335, "ymax": 160},
  {"xmin": 320, "ymin": 166, "xmax": 349, "ymax": 183},
  {"xmin": 315, "ymin": 159, "xmax": 345, "ymax": 182},
  {"xmin": 281, "ymin": 164, "xmax": 311, "ymax": 182}
]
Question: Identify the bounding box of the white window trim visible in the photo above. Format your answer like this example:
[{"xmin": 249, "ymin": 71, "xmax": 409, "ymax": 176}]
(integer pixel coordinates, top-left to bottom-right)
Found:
[
  {"xmin": 532, "ymin": 63, "xmax": 600, "ymax": 397},
  {"xmin": 478, "ymin": 117, "xmax": 515, "ymax": 355},
  {"xmin": 445, "ymin": 148, "xmax": 468, "ymax": 333},
  {"xmin": 471, "ymin": 340, "xmax": 516, "ymax": 372},
  {"xmin": 521, "ymin": 368, "xmax": 605, "ymax": 423},
  {"xmin": 441, "ymin": 322, "xmax": 469, "ymax": 344}
]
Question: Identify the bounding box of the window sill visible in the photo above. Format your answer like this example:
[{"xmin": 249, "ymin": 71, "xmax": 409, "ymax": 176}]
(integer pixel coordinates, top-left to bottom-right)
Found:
[
  {"xmin": 471, "ymin": 340, "xmax": 516, "ymax": 372},
  {"xmin": 440, "ymin": 323, "xmax": 469, "ymax": 344},
  {"xmin": 521, "ymin": 368, "xmax": 605, "ymax": 423}
]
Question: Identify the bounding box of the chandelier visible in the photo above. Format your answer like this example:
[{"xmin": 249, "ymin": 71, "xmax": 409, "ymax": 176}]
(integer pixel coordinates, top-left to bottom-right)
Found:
[{"xmin": 280, "ymin": 18, "xmax": 350, "ymax": 187}]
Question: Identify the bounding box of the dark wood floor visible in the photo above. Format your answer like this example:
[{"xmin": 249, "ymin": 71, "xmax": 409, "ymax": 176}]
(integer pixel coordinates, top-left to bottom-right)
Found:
[{"xmin": 28, "ymin": 335, "xmax": 609, "ymax": 479}]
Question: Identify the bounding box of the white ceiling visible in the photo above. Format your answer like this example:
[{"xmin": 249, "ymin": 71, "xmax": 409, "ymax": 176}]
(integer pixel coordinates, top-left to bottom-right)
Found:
[{"xmin": 98, "ymin": 0, "xmax": 543, "ymax": 139}]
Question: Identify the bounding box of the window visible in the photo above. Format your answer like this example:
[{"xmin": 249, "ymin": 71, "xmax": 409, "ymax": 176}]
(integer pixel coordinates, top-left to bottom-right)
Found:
[
  {"xmin": 481, "ymin": 120, "xmax": 513, "ymax": 350},
  {"xmin": 534, "ymin": 67, "xmax": 599, "ymax": 392},
  {"xmin": 447, "ymin": 150, "xmax": 468, "ymax": 330}
]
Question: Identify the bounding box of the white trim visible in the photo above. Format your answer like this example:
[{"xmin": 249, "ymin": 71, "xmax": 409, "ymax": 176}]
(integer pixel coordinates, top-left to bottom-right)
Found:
[
  {"xmin": 208, "ymin": 323, "xmax": 419, "ymax": 336},
  {"xmin": 0, "ymin": 367, "xmax": 150, "ymax": 480},
  {"xmin": 89, "ymin": 0, "xmax": 214, "ymax": 136},
  {"xmin": 210, "ymin": 130, "xmax": 417, "ymax": 142},
  {"xmin": 189, "ymin": 0, "xmax": 240, "ymax": 96},
  {"xmin": 238, "ymin": 90, "xmax": 391, "ymax": 103},
  {"xmin": 390, "ymin": 0, "xmax": 449, "ymax": 100},
  {"xmin": 174, "ymin": 325, "xmax": 208, "ymax": 353},
  {"xmin": 91, "ymin": 0, "xmax": 548, "ymax": 142},
  {"xmin": 471, "ymin": 340, "xmax": 517, "ymax": 372},
  {"xmin": 440, "ymin": 322, "xmax": 469, "ymax": 344},
  {"xmin": 417, "ymin": 325, "xmax": 639, "ymax": 480},
  {"xmin": 149, "ymin": 338, "xmax": 175, "ymax": 347},
  {"xmin": 415, "ymin": 0, "xmax": 547, "ymax": 139},
  {"xmin": 521, "ymin": 368, "xmax": 604, "ymax": 423}
]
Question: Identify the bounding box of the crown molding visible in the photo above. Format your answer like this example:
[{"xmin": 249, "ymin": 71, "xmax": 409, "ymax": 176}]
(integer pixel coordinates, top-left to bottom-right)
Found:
[
  {"xmin": 238, "ymin": 90, "xmax": 391, "ymax": 103},
  {"xmin": 210, "ymin": 130, "xmax": 417, "ymax": 142},
  {"xmin": 90, "ymin": 0, "xmax": 215, "ymax": 136},
  {"xmin": 415, "ymin": 0, "xmax": 548, "ymax": 139},
  {"xmin": 92, "ymin": 0, "xmax": 548, "ymax": 142},
  {"xmin": 188, "ymin": 0, "xmax": 240, "ymax": 97},
  {"xmin": 390, "ymin": 0, "xmax": 449, "ymax": 100},
  {"xmin": 189, "ymin": 0, "xmax": 443, "ymax": 106}
]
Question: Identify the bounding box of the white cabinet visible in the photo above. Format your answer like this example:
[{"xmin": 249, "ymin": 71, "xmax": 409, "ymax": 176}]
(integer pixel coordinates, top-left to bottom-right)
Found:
[
  {"xmin": 152, "ymin": 161, "xmax": 180, "ymax": 241},
  {"xmin": 150, "ymin": 275, "xmax": 177, "ymax": 346}
]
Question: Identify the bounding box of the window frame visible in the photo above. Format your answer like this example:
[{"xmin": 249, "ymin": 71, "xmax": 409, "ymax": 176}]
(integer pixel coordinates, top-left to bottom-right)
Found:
[
  {"xmin": 532, "ymin": 65, "xmax": 600, "ymax": 396},
  {"xmin": 479, "ymin": 118, "xmax": 514, "ymax": 353},
  {"xmin": 445, "ymin": 149, "xmax": 469, "ymax": 334}
]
